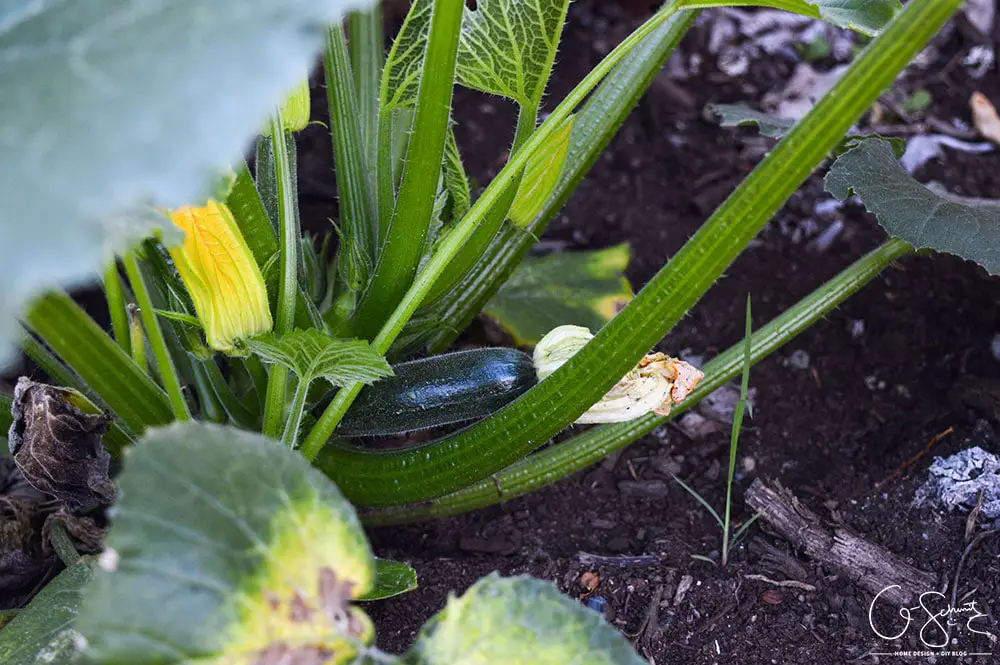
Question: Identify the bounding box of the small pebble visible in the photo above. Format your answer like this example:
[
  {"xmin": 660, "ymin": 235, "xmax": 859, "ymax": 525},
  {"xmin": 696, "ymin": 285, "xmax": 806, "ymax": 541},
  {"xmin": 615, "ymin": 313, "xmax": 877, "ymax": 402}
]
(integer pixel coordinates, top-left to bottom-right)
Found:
[
  {"xmin": 848, "ymin": 319, "xmax": 865, "ymax": 339},
  {"xmin": 585, "ymin": 596, "xmax": 607, "ymax": 614},
  {"xmin": 788, "ymin": 349, "xmax": 810, "ymax": 370}
]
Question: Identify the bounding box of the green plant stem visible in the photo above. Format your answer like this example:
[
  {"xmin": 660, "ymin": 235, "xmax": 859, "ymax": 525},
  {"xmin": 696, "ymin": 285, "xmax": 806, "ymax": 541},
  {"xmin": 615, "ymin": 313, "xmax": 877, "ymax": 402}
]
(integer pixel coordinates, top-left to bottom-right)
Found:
[
  {"xmin": 350, "ymin": 0, "xmax": 464, "ymax": 340},
  {"xmin": 242, "ymin": 355, "xmax": 269, "ymax": 411},
  {"xmin": 103, "ymin": 261, "xmax": 130, "ymax": 354},
  {"xmin": 281, "ymin": 378, "xmax": 311, "ymax": 447},
  {"xmin": 262, "ymin": 115, "xmax": 300, "ymax": 439},
  {"xmin": 361, "ymin": 238, "xmax": 912, "ymax": 524},
  {"xmin": 127, "ymin": 304, "xmax": 146, "ymax": 373},
  {"xmin": 349, "ymin": 2, "xmax": 383, "ymax": 170},
  {"xmin": 420, "ymin": 106, "xmax": 536, "ymax": 306},
  {"xmin": 302, "ymin": 2, "xmax": 697, "ymax": 458},
  {"xmin": 374, "ymin": 112, "xmax": 397, "ymax": 243},
  {"xmin": 123, "ymin": 253, "xmax": 190, "ymax": 422},
  {"xmin": 510, "ymin": 104, "xmax": 538, "ymax": 158},
  {"xmin": 326, "ymin": 23, "xmax": 377, "ymax": 282},
  {"xmin": 306, "ymin": 0, "xmax": 953, "ymax": 502}
]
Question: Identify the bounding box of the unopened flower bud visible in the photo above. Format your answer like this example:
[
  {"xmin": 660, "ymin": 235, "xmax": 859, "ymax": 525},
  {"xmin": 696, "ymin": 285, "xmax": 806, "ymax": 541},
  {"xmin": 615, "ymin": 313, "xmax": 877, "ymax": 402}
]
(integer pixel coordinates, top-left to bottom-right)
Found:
[
  {"xmin": 168, "ymin": 201, "xmax": 272, "ymax": 353},
  {"xmin": 533, "ymin": 325, "xmax": 593, "ymax": 381}
]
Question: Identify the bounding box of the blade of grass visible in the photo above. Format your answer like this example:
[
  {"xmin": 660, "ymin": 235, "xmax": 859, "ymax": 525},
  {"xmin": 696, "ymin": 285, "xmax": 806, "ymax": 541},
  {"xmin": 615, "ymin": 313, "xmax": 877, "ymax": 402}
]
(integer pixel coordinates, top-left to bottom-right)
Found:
[
  {"xmin": 674, "ymin": 476, "xmax": 725, "ymax": 529},
  {"xmin": 350, "ymin": 0, "xmax": 464, "ymax": 340},
  {"xmin": 359, "ymin": 238, "xmax": 912, "ymax": 523},
  {"xmin": 722, "ymin": 296, "xmax": 753, "ymax": 566}
]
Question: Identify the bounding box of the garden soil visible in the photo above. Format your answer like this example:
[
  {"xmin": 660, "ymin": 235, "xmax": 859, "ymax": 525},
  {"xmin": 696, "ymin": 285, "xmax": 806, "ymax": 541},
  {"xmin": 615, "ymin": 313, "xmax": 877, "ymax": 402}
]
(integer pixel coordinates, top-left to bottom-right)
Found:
[{"xmin": 309, "ymin": 5, "xmax": 1000, "ymax": 663}]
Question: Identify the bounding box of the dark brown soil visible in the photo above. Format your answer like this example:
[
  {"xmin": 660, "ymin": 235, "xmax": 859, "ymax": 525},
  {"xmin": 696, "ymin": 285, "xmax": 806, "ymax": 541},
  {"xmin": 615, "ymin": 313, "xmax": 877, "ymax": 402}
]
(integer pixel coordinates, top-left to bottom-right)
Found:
[{"xmin": 295, "ymin": 5, "xmax": 1000, "ymax": 664}]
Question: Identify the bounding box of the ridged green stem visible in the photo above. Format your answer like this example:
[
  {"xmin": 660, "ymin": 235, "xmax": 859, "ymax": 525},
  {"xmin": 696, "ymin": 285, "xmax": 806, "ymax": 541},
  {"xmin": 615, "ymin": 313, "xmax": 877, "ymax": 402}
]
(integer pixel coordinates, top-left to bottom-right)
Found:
[
  {"xmin": 262, "ymin": 114, "xmax": 300, "ymax": 439},
  {"xmin": 123, "ymin": 253, "xmax": 190, "ymax": 421},
  {"xmin": 362, "ymin": 239, "xmax": 912, "ymax": 524},
  {"xmin": 349, "ymin": 0, "xmax": 464, "ymax": 340},
  {"xmin": 420, "ymin": 106, "xmax": 535, "ymax": 306},
  {"xmin": 348, "ymin": 2, "xmax": 383, "ymax": 172},
  {"xmin": 326, "ymin": 23, "xmax": 378, "ymax": 285},
  {"xmin": 309, "ymin": 0, "xmax": 956, "ymax": 504}
]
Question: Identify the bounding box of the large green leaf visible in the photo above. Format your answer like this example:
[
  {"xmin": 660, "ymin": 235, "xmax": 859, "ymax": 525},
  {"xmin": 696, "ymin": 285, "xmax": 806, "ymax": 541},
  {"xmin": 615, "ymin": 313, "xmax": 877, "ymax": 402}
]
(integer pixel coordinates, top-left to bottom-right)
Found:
[
  {"xmin": 77, "ymin": 422, "xmax": 377, "ymax": 665},
  {"xmin": 484, "ymin": 245, "xmax": 633, "ymax": 346},
  {"xmin": 825, "ymin": 138, "xmax": 1000, "ymax": 275},
  {"xmin": 0, "ymin": 560, "xmax": 94, "ymax": 665},
  {"xmin": 0, "ymin": 0, "xmax": 373, "ymax": 366},
  {"xmin": 246, "ymin": 329, "xmax": 391, "ymax": 386},
  {"xmin": 407, "ymin": 574, "xmax": 645, "ymax": 665},
  {"xmin": 455, "ymin": 0, "xmax": 571, "ymax": 108}
]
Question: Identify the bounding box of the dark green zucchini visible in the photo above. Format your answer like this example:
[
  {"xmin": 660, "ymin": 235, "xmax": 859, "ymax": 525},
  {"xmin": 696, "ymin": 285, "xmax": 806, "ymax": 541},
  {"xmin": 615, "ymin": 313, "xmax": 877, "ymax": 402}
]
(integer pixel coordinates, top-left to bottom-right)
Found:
[{"xmin": 331, "ymin": 348, "xmax": 536, "ymax": 436}]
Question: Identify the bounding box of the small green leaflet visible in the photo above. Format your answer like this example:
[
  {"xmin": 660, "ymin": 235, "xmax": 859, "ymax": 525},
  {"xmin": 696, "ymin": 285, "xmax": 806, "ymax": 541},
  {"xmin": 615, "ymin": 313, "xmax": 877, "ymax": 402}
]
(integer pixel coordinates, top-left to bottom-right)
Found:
[
  {"xmin": 707, "ymin": 103, "xmax": 906, "ymax": 156},
  {"xmin": 0, "ymin": 559, "xmax": 94, "ymax": 665},
  {"xmin": 509, "ymin": 114, "xmax": 576, "ymax": 227},
  {"xmin": 456, "ymin": 0, "xmax": 572, "ymax": 108},
  {"xmin": 246, "ymin": 329, "xmax": 391, "ymax": 385},
  {"xmin": 0, "ymin": 0, "xmax": 373, "ymax": 368},
  {"xmin": 406, "ymin": 574, "xmax": 645, "ymax": 665},
  {"xmin": 443, "ymin": 128, "xmax": 472, "ymax": 222},
  {"xmin": 825, "ymin": 138, "xmax": 1000, "ymax": 275},
  {"xmin": 358, "ymin": 558, "xmax": 419, "ymax": 602},
  {"xmin": 485, "ymin": 244, "xmax": 633, "ymax": 346},
  {"xmin": 77, "ymin": 422, "xmax": 378, "ymax": 664}
]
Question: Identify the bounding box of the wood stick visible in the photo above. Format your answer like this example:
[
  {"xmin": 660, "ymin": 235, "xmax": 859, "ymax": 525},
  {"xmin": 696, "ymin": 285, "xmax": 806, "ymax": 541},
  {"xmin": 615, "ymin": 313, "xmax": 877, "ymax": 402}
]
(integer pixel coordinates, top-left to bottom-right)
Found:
[{"xmin": 745, "ymin": 479, "xmax": 935, "ymax": 605}]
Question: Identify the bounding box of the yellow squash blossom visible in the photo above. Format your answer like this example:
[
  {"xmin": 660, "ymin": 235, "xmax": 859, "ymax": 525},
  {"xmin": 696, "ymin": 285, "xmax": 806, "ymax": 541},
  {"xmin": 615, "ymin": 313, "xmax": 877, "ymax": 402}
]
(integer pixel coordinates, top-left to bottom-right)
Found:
[{"xmin": 168, "ymin": 200, "xmax": 272, "ymax": 352}]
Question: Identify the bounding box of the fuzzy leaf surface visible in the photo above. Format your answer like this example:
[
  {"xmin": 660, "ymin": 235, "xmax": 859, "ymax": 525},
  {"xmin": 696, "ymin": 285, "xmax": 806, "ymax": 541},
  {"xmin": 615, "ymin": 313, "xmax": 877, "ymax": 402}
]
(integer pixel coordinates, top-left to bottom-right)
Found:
[
  {"xmin": 455, "ymin": 0, "xmax": 571, "ymax": 107},
  {"xmin": 246, "ymin": 329, "xmax": 391, "ymax": 385}
]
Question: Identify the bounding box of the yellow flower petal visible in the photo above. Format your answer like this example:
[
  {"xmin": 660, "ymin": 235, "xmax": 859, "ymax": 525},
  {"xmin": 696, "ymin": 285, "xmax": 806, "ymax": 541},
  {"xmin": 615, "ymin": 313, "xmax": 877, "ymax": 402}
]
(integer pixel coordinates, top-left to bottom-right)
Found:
[{"xmin": 169, "ymin": 200, "xmax": 272, "ymax": 352}]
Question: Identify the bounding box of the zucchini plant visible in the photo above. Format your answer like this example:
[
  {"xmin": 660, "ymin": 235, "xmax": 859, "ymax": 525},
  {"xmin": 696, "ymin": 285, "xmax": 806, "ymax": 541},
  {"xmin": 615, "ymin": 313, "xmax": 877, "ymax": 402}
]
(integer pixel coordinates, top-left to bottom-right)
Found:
[{"xmin": 0, "ymin": 0, "xmax": 984, "ymax": 661}]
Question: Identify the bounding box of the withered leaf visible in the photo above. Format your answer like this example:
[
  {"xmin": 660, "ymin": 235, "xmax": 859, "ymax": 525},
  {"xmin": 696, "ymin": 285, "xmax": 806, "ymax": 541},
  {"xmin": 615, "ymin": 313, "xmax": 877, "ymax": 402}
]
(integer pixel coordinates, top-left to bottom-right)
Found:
[
  {"xmin": 8, "ymin": 378, "xmax": 115, "ymax": 512},
  {"xmin": 0, "ymin": 456, "xmax": 59, "ymax": 610}
]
